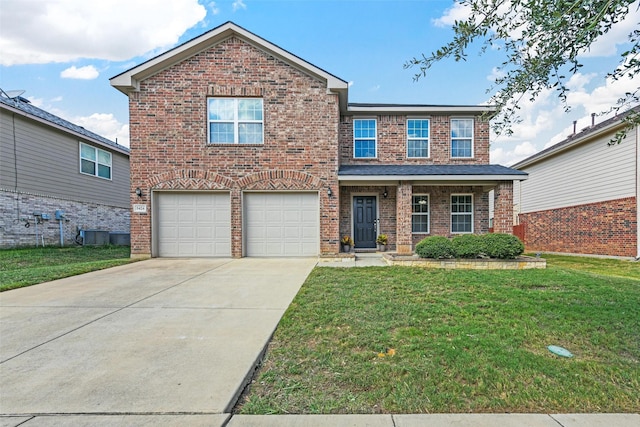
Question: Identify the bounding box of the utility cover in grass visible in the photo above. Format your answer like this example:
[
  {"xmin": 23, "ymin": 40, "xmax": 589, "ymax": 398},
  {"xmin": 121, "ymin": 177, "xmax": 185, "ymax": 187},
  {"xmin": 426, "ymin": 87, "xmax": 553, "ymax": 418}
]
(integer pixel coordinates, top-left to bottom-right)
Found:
[{"xmin": 548, "ymin": 345, "xmax": 573, "ymax": 358}]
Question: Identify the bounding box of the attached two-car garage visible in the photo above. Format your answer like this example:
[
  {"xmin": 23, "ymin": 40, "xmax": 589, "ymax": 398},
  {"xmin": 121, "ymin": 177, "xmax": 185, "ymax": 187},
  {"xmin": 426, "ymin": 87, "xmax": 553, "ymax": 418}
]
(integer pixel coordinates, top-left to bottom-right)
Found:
[{"xmin": 155, "ymin": 192, "xmax": 319, "ymax": 257}]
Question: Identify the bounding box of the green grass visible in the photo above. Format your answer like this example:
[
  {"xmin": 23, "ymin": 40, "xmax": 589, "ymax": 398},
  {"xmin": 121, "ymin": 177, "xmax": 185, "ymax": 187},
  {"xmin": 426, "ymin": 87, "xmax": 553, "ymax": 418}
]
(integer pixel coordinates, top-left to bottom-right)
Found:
[
  {"xmin": 0, "ymin": 246, "xmax": 134, "ymax": 291},
  {"xmin": 238, "ymin": 257, "xmax": 640, "ymax": 414},
  {"xmin": 537, "ymin": 253, "xmax": 640, "ymax": 281}
]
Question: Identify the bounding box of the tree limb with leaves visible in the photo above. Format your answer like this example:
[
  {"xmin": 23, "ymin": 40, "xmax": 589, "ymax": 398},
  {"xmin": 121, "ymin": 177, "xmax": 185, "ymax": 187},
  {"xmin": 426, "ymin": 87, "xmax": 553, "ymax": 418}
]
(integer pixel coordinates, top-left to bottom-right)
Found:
[{"xmin": 406, "ymin": 0, "xmax": 640, "ymax": 142}]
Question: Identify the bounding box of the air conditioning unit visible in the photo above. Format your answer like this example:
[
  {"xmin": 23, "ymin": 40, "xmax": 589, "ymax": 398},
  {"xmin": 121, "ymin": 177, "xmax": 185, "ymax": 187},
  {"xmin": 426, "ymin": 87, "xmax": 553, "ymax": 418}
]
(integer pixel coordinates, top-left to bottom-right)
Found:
[{"xmin": 83, "ymin": 230, "xmax": 109, "ymax": 246}]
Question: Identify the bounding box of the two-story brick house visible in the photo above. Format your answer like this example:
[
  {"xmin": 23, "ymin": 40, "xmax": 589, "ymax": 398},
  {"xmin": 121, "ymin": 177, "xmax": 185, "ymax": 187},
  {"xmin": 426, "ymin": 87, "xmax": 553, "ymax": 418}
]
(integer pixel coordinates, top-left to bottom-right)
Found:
[{"xmin": 111, "ymin": 22, "xmax": 526, "ymax": 258}]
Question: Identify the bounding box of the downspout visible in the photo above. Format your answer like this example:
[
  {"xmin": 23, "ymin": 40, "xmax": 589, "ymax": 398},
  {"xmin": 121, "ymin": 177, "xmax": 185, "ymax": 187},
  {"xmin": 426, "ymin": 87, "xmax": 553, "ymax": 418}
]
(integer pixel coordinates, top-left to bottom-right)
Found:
[{"xmin": 636, "ymin": 124, "xmax": 639, "ymax": 259}]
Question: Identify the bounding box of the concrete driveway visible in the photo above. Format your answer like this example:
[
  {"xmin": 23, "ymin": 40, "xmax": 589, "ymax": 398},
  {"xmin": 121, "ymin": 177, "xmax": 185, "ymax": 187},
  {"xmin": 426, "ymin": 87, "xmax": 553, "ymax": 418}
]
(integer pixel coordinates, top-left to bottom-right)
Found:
[{"xmin": 0, "ymin": 258, "xmax": 316, "ymax": 426}]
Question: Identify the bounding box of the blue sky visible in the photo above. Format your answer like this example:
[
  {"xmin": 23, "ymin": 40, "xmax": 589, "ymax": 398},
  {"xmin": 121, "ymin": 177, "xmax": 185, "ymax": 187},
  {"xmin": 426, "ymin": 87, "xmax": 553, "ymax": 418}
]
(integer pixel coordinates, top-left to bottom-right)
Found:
[{"xmin": 1, "ymin": 0, "xmax": 638, "ymax": 165}]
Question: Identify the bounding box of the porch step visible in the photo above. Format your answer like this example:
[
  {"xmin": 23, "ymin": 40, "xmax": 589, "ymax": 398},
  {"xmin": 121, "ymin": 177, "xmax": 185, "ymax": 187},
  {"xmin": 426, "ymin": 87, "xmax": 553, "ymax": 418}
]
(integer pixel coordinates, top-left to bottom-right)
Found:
[{"xmin": 354, "ymin": 248, "xmax": 377, "ymax": 253}]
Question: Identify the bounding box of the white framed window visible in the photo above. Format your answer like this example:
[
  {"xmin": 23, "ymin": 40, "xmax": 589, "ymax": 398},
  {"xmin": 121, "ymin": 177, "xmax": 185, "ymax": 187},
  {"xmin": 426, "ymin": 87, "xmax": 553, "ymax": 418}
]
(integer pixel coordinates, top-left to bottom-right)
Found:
[
  {"xmin": 412, "ymin": 194, "xmax": 430, "ymax": 233},
  {"xmin": 353, "ymin": 119, "xmax": 377, "ymax": 158},
  {"xmin": 451, "ymin": 118, "xmax": 474, "ymax": 158},
  {"xmin": 451, "ymin": 194, "xmax": 473, "ymax": 233},
  {"xmin": 208, "ymin": 98, "xmax": 263, "ymax": 144},
  {"xmin": 80, "ymin": 142, "xmax": 112, "ymax": 180},
  {"xmin": 407, "ymin": 119, "xmax": 429, "ymax": 158}
]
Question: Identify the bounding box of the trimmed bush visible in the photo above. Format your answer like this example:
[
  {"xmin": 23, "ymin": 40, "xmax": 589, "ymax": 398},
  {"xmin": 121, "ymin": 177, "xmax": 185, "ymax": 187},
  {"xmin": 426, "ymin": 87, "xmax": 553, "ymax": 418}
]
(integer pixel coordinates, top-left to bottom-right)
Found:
[
  {"xmin": 451, "ymin": 234, "xmax": 485, "ymax": 258},
  {"xmin": 415, "ymin": 236, "xmax": 454, "ymax": 259},
  {"xmin": 416, "ymin": 233, "xmax": 525, "ymax": 259},
  {"xmin": 483, "ymin": 233, "xmax": 525, "ymax": 259}
]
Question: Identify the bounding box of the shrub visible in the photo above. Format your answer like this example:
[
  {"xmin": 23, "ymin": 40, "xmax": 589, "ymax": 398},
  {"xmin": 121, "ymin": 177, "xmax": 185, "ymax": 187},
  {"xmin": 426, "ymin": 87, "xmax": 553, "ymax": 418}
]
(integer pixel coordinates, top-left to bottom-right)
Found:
[
  {"xmin": 451, "ymin": 234, "xmax": 485, "ymax": 258},
  {"xmin": 376, "ymin": 234, "xmax": 388, "ymax": 245},
  {"xmin": 415, "ymin": 236, "xmax": 454, "ymax": 259},
  {"xmin": 483, "ymin": 233, "xmax": 525, "ymax": 259}
]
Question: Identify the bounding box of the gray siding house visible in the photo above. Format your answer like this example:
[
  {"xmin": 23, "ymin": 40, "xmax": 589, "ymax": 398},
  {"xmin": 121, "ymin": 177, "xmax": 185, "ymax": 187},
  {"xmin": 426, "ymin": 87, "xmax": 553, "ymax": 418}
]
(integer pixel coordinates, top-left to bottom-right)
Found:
[{"xmin": 0, "ymin": 92, "xmax": 130, "ymax": 247}]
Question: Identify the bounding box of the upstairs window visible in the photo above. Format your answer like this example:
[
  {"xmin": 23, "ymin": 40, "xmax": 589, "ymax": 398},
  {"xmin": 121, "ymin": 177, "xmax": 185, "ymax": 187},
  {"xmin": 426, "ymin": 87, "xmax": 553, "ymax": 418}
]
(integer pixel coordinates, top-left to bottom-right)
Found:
[
  {"xmin": 407, "ymin": 119, "xmax": 430, "ymax": 158},
  {"xmin": 451, "ymin": 118, "xmax": 473, "ymax": 158},
  {"xmin": 412, "ymin": 195, "xmax": 430, "ymax": 233},
  {"xmin": 208, "ymin": 98, "xmax": 263, "ymax": 144},
  {"xmin": 451, "ymin": 194, "xmax": 473, "ymax": 233},
  {"xmin": 353, "ymin": 119, "xmax": 377, "ymax": 158},
  {"xmin": 80, "ymin": 142, "xmax": 111, "ymax": 179}
]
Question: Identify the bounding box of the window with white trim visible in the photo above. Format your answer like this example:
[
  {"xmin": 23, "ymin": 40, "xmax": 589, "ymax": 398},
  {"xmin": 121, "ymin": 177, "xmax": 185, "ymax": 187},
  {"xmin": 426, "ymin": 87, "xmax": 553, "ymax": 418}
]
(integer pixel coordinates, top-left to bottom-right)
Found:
[
  {"xmin": 80, "ymin": 142, "xmax": 112, "ymax": 179},
  {"xmin": 407, "ymin": 119, "xmax": 429, "ymax": 158},
  {"xmin": 353, "ymin": 119, "xmax": 377, "ymax": 158},
  {"xmin": 412, "ymin": 195, "xmax": 430, "ymax": 233},
  {"xmin": 451, "ymin": 118, "xmax": 473, "ymax": 158},
  {"xmin": 451, "ymin": 194, "xmax": 473, "ymax": 233},
  {"xmin": 208, "ymin": 98, "xmax": 263, "ymax": 144}
]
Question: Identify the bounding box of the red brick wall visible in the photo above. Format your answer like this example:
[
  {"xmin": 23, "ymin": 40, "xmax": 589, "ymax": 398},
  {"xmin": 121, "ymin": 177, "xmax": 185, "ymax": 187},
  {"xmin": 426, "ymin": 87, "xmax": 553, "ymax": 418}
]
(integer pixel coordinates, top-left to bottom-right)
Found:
[
  {"xmin": 493, "ymin": 181, "xmax": 514, "ymax": 234},
  {"xmin": 518, "ymin": 197, "xmax": 637, "ymax": 258},
  {"xmin": 339, "ymin": 115, "xmax": 490, "ymax": 165},
  {"xmin": 338, "ymin": 185, "xmax": 490, "ymax": 251},
  {"xmin": 128, "ymin": 36, "xmax": 340, "ymax": 256}
]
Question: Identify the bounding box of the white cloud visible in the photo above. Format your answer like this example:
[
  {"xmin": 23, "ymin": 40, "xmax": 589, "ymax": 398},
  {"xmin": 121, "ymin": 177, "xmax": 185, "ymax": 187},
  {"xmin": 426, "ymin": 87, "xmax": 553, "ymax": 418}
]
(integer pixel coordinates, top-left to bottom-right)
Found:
[
  {"xmin": 433, "ymin": 2, "xmax": 470, "ymax": 28},
  {"xmin": 73, "ymin": 113, "xmax": 130, "ymax": 147},
  {"xmin": 491, "ymin": 141, "xmax": 538, "ymax": 165},
  {"xmin": 208, "ymin": 1, "xmax": 220, "ymax": 15},
  {"xmin": 232, "ymin": 0, "xmax": 247, "ymax": 12},
  {"xmin": 0, "ymin": 0, "xmax": 207, "ymax": 65},
  {"xmin": 60, "ymin": 65, "xmax": 99, "ymax": 80},
  {"xmin": 580, "ymin": 1, "xmax": 640, "ymax": 58}
]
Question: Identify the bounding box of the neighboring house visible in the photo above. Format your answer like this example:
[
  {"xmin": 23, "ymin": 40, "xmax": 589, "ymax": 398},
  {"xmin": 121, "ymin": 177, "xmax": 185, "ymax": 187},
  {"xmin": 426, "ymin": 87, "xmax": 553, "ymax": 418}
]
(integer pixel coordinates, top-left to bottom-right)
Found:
[
  {"xmin": 512, "ymin": 107, "xmax": 639, "ymax": 259},
  {"xmin": 110, "ymin": 21, "xmax": 526, "ymax": 258},
  {"xmin": 0, "ymin": 91, "xmax": 130, "ymax": 248}
]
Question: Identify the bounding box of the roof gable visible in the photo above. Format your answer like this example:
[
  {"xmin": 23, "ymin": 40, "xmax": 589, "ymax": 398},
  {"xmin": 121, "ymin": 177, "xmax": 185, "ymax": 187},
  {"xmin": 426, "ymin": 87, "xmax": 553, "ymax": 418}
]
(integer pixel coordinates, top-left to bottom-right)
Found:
[{"xmin": 110, "ymin": 21, "xmax": 348, "ymax": 101}]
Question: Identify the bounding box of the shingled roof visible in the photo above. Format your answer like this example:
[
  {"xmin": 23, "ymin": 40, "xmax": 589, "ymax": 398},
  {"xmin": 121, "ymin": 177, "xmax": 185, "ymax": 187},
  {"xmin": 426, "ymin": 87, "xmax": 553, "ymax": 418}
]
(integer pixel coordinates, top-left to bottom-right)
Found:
[
  {"xmin": 339, "ymin": 164, "xmax": 527, "ymax": 180},
  {"xmin": 0, "ymin": 94, "xmax": 129, "ymax": 155}
]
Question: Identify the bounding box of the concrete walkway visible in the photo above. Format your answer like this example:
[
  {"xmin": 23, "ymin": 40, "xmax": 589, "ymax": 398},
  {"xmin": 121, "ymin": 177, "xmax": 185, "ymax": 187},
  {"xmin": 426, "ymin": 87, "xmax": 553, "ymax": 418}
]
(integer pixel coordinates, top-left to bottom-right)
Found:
[{"xmin": 1, "ymin": 257, "xmax": 637, "ymax": 426}]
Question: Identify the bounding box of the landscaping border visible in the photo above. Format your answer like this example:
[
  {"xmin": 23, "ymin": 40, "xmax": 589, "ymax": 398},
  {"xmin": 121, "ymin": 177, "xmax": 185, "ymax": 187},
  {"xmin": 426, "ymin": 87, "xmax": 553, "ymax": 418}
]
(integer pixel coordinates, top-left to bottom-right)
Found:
[{"xmin": 382, "ymin": 253, "xmax": 546, "ymax": 269}]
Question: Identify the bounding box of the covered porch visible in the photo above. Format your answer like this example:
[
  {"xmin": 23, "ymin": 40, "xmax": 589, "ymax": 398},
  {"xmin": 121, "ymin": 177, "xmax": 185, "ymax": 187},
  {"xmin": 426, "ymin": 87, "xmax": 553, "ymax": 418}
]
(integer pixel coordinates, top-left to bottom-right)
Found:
[{"xmin": 338, "ymin": 164, "xmax": 527, "ymax": 254}]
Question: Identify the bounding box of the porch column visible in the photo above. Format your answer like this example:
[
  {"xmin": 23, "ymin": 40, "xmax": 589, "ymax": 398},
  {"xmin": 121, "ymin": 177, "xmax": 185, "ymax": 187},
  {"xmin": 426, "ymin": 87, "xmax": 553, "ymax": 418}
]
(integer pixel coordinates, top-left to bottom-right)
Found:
[
  {"xmin": 396, "ymin": 181, "xmax": 413, "ymax": 254},
  {"xmin": 493, "ymin": 181, "xmax": 514, "ymax": 234}
]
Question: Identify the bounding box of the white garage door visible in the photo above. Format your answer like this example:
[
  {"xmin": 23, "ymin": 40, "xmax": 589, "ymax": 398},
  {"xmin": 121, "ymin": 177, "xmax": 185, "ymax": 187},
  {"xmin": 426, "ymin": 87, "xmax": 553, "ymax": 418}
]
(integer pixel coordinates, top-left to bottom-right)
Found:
[
  {"xmin": 245, "ymin": 192, "xmax": 319, "ymax": 256},
  {"xmin": 156, "ymin": 192, "xmax": 231, "ymax": 257}
]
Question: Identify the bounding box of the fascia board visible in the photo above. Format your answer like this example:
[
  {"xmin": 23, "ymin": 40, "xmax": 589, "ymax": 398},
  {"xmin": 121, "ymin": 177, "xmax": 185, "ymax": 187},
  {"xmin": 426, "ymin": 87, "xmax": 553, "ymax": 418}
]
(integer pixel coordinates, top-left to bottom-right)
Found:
[
  {"xmin": 338, "ymin": 174, "xmax": 527, "ymax": 182},
  {"xmin": 346, "ymin": 105, "xmax": 497, "ymax": 115},
  {"xmin": 110, "ymin": 22, "xmax": 348, "ymax": 95},
  {"xmin": 0, "ymin": 103, "xmax": 129, "ymax": 156}
]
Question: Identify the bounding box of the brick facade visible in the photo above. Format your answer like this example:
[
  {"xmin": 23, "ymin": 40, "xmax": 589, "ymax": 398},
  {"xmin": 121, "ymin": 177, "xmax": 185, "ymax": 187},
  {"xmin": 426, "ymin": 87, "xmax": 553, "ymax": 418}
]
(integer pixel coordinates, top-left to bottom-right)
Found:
[
  {"xmin": 338, "ymin": 184, "xmax": 491, "ymax": 252},
  {"xmin": 518, "ymin": 197, "xmax": 637, "ymax": 258},
  {"xmin": 339, "ymin": 114, "xmax": 491, "ymax": 165},
  {"xmin": 1, "ymin": 190, "xmax": 130, "ymax": 247},
  {"xmin": 118, "ymin": 23, "xmax": 516, "ymax": 257},
  {"xmin": 128, "ymin": 36, "xmax": 339, "ymax": 257}
]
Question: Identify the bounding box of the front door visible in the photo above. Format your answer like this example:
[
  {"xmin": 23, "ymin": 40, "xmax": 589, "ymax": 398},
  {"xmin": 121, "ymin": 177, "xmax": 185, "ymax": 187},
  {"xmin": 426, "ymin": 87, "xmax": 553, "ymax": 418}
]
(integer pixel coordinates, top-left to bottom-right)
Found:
[{"xmin": 353, "ymin": 196, "xmax": 377, "ymax": 248}]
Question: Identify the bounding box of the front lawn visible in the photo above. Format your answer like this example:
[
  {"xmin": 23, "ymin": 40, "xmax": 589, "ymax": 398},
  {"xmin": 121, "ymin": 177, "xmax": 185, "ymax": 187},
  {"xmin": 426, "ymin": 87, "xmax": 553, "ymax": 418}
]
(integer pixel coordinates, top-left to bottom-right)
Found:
[
  {"xmin": 0, "ymin": 246, "xmax": 134, "ymax": 291},
  {"xmin": 238, "ymin": 257, "xmax": 640, "ymax": 414}
]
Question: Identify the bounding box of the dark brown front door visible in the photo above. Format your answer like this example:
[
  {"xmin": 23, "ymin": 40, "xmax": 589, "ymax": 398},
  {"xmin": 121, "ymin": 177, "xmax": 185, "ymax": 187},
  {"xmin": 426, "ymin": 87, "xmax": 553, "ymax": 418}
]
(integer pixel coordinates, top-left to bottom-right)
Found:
[{"xmin": 353, "ymin": 196, "xmax": 376, "ymax": 248}]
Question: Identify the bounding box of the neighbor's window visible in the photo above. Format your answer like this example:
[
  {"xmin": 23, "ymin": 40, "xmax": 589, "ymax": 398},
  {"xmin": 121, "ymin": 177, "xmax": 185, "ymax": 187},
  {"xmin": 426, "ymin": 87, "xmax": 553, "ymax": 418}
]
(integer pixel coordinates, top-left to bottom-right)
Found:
[
  {"xmin": 353, "ymin": 119, "xmax": 377, "ymax": 158},
  {"xmin": 80, "ymin": 142, "xmax": 112, "ymax": 179},
  {"xmin": 451, "ymin": 118, "xmax": 473, "ymax": 158},
  {"xmin": 407, "ymin": 119, "xmax": 429, "ymax": 158},
  {"xmin": 208, "ymin": 98, "xmax": 263, "ymax": 144},
  {"xmin": 412, "ymin": 195, "xmax": 430, "ymax": 233},
  {"xmin": 451, "ymin": 194, "xmax": 473, "ymax": 233}
]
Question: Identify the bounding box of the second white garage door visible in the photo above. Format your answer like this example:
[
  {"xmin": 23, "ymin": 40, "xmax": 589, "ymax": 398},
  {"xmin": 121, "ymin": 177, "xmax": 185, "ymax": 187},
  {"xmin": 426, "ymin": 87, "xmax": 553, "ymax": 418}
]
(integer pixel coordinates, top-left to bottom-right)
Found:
[
  {"xmin": 156, "ymin": 192, "xmax": 231, "ymax": 257},
  {"xmin": 244, "ymin": 192, "xmax": 319, "ymax": 256}
]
